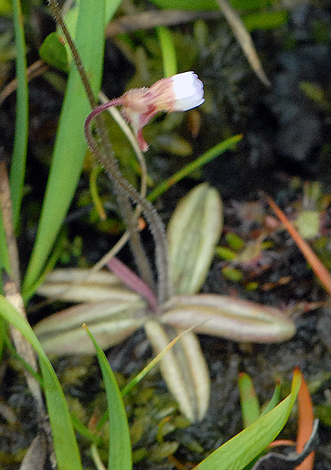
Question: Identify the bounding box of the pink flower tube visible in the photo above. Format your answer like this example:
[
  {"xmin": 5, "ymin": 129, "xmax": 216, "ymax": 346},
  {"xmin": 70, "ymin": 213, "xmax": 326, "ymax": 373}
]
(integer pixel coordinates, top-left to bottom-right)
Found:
[{"xmin": 121, "ymin": 71, "xmax": 204, "ymax": 150}]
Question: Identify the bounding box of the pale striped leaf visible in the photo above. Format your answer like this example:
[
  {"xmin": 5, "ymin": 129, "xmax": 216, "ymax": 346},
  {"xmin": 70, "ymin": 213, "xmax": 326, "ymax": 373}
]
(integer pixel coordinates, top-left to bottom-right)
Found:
[
  {"xmin": 161, "ymin": 294, "xmax": 296, "ymax": 343},
  {"xmin": 37, "ymin": 268, "xmax": 128, "ymax": 303},
  {"xmin": 144, "ymin": 321, "xmax": 210, "ymax": 422},
  {"xmin": 34, "ymin": 295, "xmax": 147, "ymax": 355},
  {"xmin": 168, "ymin": 183, "xmax": 223, "ymax": 295}
]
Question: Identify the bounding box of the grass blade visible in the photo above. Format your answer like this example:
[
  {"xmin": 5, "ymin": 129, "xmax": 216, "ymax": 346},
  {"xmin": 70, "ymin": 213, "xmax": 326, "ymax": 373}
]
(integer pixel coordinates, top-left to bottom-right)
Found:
[
  {"xmin": 260, "ymin": 379, "xmax": 281, "ymax": 417},
  {"xmin": 23, "ymin": 0, "xmax": 106, "ymax": 295},
  {"xmin": 216, "ymin": 0, "xmax": 270, "ymax": 85},
  {"xmin": 147, "ymin": 134, "xmax": 242, "ymax": 202},
  {"xmin": 84, "ymin": 324, "xmax": 132, "ymax": 470},
  {"xmin": 0, "ymin": 295, "xmax": 82, "ymax": 470},
  {"xmin": 157, "ymin": 26, "xmax": 177, "ymax": 77},
  {"xmin": 194, "ymin": 368, "xmax": 301, "ymax": 470},
  {"xmin": 10, "ymin": 0, "xmax": 28, "ymax": 229}
]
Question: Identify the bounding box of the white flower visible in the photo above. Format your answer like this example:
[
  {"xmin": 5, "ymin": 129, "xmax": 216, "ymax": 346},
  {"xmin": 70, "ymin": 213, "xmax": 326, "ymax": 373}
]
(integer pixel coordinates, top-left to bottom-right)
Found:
[
  {"xmin": 145, "ymin": 71, "xmax": 205, "ymax": 113},
  {"xmin": 170, "ymin": 71, "xmax": 205, "ymax": 111}
]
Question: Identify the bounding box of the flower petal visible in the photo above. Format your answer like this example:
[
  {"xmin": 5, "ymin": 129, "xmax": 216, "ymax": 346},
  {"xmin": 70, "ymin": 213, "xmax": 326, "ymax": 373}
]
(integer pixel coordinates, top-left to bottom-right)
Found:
[{"xmin": 171, "ymin": 71, "xmax": 205, "ymax": 111}]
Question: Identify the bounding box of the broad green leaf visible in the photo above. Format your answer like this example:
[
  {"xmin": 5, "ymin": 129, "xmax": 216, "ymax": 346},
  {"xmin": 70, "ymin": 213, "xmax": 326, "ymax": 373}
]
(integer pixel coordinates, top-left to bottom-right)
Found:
[
  {"xmin": 194, "ymin": 369, "xmax": 301, "ymax": 470},
  {"xmin": 65, "ymin": 0, "xmax": 123, "ymax": 34},
  {"xmin": 145, "ymin": 321, "xmax": 210, "ymax": 422},
  {"xmin": 168, "ymin": 184, "xmax": 223, "ymax": 295},
  {"xmin": 23, "ymin": 0, "xmax": 106, "ymax": 295},
  {"xmin": 0, "ymin": 295, "xmax": 82, "ymax": 470},
  {"xmin": 58, "ymin": 0, "xmax": 123, "ymax": 64},
  {"xmin": 39, "ymin": 32, "xmax": 69, "ymax": 73},
  {"xmin": 162, "ymin": 294, "xmax": 296, "ymax": 343},
  {"xmin": 85, "ymin": 325, "xmax": 132, "ymax": 470}
]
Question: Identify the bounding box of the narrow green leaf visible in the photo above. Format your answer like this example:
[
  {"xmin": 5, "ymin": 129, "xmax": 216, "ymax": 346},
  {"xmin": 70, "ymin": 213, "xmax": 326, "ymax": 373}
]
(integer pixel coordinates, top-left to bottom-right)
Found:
[
  {"xmin": 71, "ymin": 413, "xmax": 101, "ymax": 445},
  {"xmin": 216, "ymin": 0, "xmax": 270, "ymax": 85},
  {"xmin": 148, "ymin": 135, "xmax": 243, "ymax": 202},
  {"xmin": 121, "ymin": 323, "xmax": 201, "ymax": 398},
  {"xmin": 0, "ymin": 215, "xmax": 10, "ymax": 289},
  {"xmin": 260, "ymin": 380, "xmax": 281, "ymax": 417},
  {"xmin": 238, "ymin": 373, "xmax": 260, "ymax": 428},
  {"xmin": 10, "ymin": 0, "xmax": 28, "ymax": 229},
  {"xmin": 243, "ymin": 10, "xmax": 288, "ymax": 32},
  {"xmin": 84, "ymin": 325, "xmax": 132, "ymax": 470},
  {"xmin": 0, "ymin": 317, "xmax": 7, "ymax": 363},
  {"xmin": 149, "ymin": 0, "xmax": 218, "ymax": 9},
  {"xmin": 0, "ymin": 295, "xmax": 82, "ymax": 470},
  {"xmin": 23, "ymin": 0, "xmax": 106, "ymax": 295},
  {"xmin": 157, "ymin": 26, "xmax": 177, "ymax": 77},
  {"xmin": 194, "ymin": 369, "xmax": 301, "ymax": 470},
  {"xmin": 149, "ymin": 0, "xmax": 272, "ymax": 10},
  {"xmin": 105, "ymin": 0, "xmax": 124, "ymax": 25}
]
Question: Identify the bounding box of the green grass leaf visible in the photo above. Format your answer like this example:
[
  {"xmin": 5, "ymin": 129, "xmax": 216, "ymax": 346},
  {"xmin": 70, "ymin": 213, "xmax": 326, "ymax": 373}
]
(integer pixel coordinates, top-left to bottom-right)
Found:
[
  {"xmin": 0, "ymin": 295, "xmax": 82, "ymax": 470},
  {"xmin": 260, "ymin": 380, "xmax": 281, "ymax": 417},
  {"xmin": 10, "ymin": 0, "xmax": 28, "ymax": 230},
  {"xmin": 23, "ymin": 0, "xmax": 106, "ymax": 295},
  {"xmin": 148, "ymin": 0, "xmax": 273, "ymax": 10},
  {"xmin": 148, "ymin": 134, "xmax": 243, "ymax": 202},
  {"xmin": 238, "ymin": 373, "xmax": 260, "ymax": 428},
  {"xmin": 243, "ymin": 10, "xmax": 288, "ymax": 32},
  {"xmin": 157, "ymin": 26, "xmax": 177, "ymax": 77},
  {"xmin": 84, "ymin": 324, "xmax": 132, "ymax": 470},
  {"xmin": 194, "ymin": 369, "xmax": 301, "ymax": 470}
]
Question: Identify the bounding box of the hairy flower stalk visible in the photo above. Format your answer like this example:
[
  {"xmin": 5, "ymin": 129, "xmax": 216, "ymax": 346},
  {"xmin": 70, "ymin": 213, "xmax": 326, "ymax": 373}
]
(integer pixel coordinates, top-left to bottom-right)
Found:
[
  {"xmin": 84, "ymin": 108, "xmax": 170, "ymax": 304},
  {"xmin": 47, "ymin": 0, "xmax": 172, "ymax": 303},
  {"xmin": 84, "ymin": 72, "xmax": 205, "ymax": 302}
]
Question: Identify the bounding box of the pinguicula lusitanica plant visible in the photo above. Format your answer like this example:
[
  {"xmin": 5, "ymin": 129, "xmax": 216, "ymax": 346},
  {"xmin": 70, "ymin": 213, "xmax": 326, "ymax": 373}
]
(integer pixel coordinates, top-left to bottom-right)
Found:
[
  {"xmin": 0, "ymin": 0, "xmax": 301, "ymax": 468},
  {"xmin": 0, "ymin": 293, "xmax": 302, "ymax": 470},
  {"xmin": 31, "ymin": 0, "xmax": 296, "ymax": 423}
]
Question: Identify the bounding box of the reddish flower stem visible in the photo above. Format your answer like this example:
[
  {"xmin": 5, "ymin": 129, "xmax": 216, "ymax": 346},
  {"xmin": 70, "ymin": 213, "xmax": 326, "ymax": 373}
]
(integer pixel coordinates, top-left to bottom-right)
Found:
[{"xmin": 107, "ymin": 257, "xmax": 159, "ymax": 314}]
